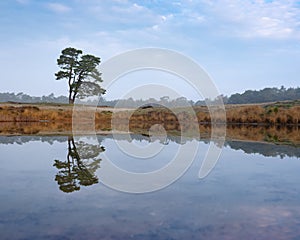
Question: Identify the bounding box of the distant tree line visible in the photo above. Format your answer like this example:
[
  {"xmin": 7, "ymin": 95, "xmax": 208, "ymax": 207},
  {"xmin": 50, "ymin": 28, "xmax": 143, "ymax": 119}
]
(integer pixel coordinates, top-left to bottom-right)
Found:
[
  {"xmin": 227, "ymin": 86, "xmax": 300, "ymax": 104},
  {"xmin": 99, "ymin": 96, "xmax": 196, "ymax": 108},
  {"xmin": 0, "ymin": 92, "xmax": 69, "ymax": 104},
  {"xmin": 1, "ymin": 86, "xmax": 299, "ymax": 106}
]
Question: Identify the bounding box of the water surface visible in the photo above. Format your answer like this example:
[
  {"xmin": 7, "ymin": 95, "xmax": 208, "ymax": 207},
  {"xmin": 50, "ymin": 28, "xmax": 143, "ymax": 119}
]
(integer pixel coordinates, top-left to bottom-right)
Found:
[{"xmin": 1, "ymin": 134, "xmax": 300, "ymax": 239}]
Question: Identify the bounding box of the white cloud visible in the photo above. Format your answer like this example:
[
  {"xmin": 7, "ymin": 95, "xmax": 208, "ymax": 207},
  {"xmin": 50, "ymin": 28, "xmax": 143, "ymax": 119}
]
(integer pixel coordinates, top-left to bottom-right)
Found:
[
  {"xmin": 47, "ymin": 3, "xmax": 71, "ymax": 13},
  {"xmin": 85, "ymin": 1, "xmax": 162, "ymax": 30},
  {"xmin": 111, "ymin": 2, "xmax": 145, "ymax": 14},
  {"xmin": 161, "ymin": 15, "xmax": 167, "ymax": 21},
  {"xmin": 253, "ymin": 16, "xmax": 293, "ymax": 38},
  {"xmin": 204, "ymin": 0, "xmax": 300, "ymax": 39}
]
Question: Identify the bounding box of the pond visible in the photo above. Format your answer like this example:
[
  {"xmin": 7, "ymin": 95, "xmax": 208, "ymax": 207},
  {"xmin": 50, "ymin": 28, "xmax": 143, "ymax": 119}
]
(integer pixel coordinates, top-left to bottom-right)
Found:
[{"xmin": 1, "ymin": 133, "xmax": 300, "ymax": 239}]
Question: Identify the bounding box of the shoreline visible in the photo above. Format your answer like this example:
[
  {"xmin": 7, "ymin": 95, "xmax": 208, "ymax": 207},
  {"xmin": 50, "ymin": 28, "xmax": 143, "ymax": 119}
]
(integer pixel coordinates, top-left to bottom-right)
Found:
[{"xmin": 0, "ymin": 121, "xmax": 299, "ymax": 147}]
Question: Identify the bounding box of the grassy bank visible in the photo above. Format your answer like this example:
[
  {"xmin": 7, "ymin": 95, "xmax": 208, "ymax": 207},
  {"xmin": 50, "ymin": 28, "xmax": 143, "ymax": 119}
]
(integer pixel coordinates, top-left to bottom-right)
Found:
[
  {"xmin": 0, "ymin": 104, "xmax": 112, "ymax": 123},
  {"xmin": 127, "ymin": 100, "xmax": 300, "ymax": 125},
  {"xmin": 0, "ymin": 100, "xmax": 299, "ymax": 126}
]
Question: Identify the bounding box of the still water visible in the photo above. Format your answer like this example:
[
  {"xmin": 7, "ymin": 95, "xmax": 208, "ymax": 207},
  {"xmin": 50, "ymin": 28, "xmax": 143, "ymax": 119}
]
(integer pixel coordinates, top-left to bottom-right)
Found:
[{"xmin": 1, "ymin": 134, "xmax": 300, "ymax": 239}]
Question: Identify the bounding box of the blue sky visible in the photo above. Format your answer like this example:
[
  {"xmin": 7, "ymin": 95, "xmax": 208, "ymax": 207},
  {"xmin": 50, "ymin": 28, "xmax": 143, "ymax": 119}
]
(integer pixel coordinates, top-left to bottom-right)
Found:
[{"xmin": 0, "ymin": 0, "xmax": 300, "ymax": 100}]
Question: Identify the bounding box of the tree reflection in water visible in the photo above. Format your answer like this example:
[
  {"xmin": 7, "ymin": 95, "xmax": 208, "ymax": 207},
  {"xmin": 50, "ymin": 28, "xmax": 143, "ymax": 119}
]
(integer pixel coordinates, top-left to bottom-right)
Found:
[{"xmin": 53, "ymin": 136, "xmax": 105, "ymax": 193}]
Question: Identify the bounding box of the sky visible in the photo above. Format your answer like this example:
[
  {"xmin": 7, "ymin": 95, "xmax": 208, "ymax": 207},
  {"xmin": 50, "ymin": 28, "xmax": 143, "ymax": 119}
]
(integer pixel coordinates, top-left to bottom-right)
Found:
[{"xmin": 0, "ymin": 0, "xmax": 300, "ymax": 100}]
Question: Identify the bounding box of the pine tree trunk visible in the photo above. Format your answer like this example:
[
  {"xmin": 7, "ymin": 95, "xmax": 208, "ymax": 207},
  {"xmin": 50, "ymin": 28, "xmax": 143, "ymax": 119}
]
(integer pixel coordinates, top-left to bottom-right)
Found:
[{"xmin": 68, "ymin": 89, "xmax": 74, "ymax": 104}]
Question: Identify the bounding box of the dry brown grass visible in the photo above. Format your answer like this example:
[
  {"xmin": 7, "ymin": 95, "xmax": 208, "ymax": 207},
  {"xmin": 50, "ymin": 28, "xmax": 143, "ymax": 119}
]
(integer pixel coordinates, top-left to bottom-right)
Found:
[
  {"xmin": 125, "ymin": 104, "xmax": 300, "ymax": 125},
  {"xmin": 0, "ymin": 102, "xmax": 299, "ymax": 134},
  {"xmin": 226, "ymin": 105, "xmax": 300, "ymax": 125},
  {"xmin": 0, "ymin": 105, "xmax": 73, "ymax": 122}
]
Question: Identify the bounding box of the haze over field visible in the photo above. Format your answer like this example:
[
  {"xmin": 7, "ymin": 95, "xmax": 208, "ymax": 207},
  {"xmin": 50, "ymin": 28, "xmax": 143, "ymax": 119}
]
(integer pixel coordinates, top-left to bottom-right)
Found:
[{"xmin": 1, "ymin": 0, "xmax": 300, "ymax": 100}]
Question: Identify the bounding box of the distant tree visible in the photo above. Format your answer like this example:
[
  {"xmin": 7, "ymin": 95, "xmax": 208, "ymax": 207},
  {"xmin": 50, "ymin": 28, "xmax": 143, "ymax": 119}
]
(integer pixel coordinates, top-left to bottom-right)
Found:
[
  {"xmin": 160, "ymin": 96, "xmax": 169, "ymax": 105},
  {"xmin": 55, "ymin": 47, "xmax": 106, "ymax": 104}
]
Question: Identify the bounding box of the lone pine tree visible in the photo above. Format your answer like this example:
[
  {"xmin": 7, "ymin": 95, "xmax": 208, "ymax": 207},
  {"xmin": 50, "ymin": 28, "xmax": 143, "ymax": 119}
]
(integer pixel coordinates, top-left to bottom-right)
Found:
[{"xmin": 55, "ymin": 47, "xmax": 105, "ymax": 104}]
